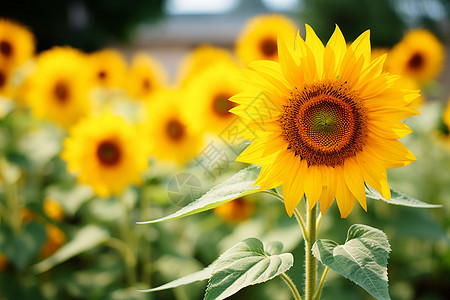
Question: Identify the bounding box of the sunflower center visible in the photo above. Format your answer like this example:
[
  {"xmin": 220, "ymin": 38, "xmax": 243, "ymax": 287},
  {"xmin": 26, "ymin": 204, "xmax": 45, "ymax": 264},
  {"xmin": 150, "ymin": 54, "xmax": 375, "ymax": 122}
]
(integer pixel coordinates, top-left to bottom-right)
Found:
[
  {"xmin": 54, "ymin": 82, "xmax": 69, "ymax": 103},
  {"xmin": 142, "ymin": 78, "xmax": 151, "ymax": 92},
  {"xmin": 260, "ymin": 37, "xmax": 277, "ymax": 58},
  {"xmin": 280, "ymin": 80, "xmax": 367, "ymax": 167},
  {"xmin": 212, "ymin": 93, "xmax": 235, "ymax": 116},
  {"xmin": 0, "ymin": 70, "xmax": 6, "ymax": 88},
  {"xmin": 408, "ymin": 52, "xmax": 424, "ymax": 70},
  {"xmin": 97, "ymin": 140, "xmax": 121, "ymax": 166},
  {"xmin": 166, "ymin": 119, "xmax": 185, "ymax": 141},
  {"xmin": 98, "ymin": 70, "xmax": 107, "ymax": 80},
  {"xmin": 0, "ymin": 41, "xmax": 12, "ymax": 57}
]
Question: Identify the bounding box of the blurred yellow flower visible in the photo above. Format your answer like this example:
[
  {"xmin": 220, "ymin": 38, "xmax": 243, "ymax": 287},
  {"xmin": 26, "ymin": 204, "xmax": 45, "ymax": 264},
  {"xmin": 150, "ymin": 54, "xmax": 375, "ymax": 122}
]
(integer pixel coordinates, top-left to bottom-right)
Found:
[
  {"xmin": 89, "ymin": 49, "xmax": 128, "ymax": 89},
  {"xmin": 0, "ymin": 19, "xmax": 35, "ymax": 68},
  {"xmin": 214, "ymin": 197, "xmax": 255, "ymax": 223},
  {"xmin": 186, "ymin": 62, "xmax": 243, "ymax": 134},
  {"xmin": 43, "ymin": 197, "xmax": 65, "ymax": 221},
  {"xmin": 40, "ymin": 224, "xmax": 66, "ymax": 258},
  {"xmin": 0, "ymin": 251, "xmax": 8, "ymax": 271},
  {"xmin": 62, "ymin": 113, "xmax": 149, "ymax": 197},
  {"xmin": 142, "ymin": 90, "xmax": 203, "ymax": 166},
  {"xmin": 0, "ymin": 59, "xmax": 14, "ymax": 98},
  {"xmin": 127, "ymin": 52, "xmax": 168, "ymax": 100},
  {"xmin": 386, "ymin": 29, "xmax": 444, "ymax": 84},
  {"xmin": 443, "ymin": 97, "xmax": 450, "ymax": 132},
  {"xmin": 231, "ymin": 25, "xmax": 419, "ymax": 217},
  {"xmin": 177, "ymin": 44, "xmax": 235, "ymax": 85},
  {"xmin": 236, "ymin": 14, "xmax": 296, "ymax": 66},
  {"xmin": 26, "ymin": 47, "xmax": 92, "ymax": 128}
]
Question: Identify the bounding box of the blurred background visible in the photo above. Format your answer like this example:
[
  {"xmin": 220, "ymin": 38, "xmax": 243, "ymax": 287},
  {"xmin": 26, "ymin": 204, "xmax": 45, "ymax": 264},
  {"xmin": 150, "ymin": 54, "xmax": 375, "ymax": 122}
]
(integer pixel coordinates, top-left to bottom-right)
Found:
[{"xmin": 1, "ymin": 1, "xmax": 450, "ymax": 300}]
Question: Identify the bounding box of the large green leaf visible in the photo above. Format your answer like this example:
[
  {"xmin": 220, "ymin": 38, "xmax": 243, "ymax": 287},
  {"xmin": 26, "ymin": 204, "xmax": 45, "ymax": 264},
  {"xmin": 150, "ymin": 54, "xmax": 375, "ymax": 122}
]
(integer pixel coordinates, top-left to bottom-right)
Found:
[
  {"xmin": 312, "ymin": 224, "xmax": 391, "ymax": 300},
  {"xmin": 204, "ymin": 238, "xmax": 293, "ymax": 300},
  {"xmin": 366, "ymin": 187, "xmax": 440, "ymax": 208},
  {"xmin": 32, "ymin": 225, "xmax": 109, "ymax": 273},
  {"xmin": 137, "ymin": 166, "xmax": 261, "ymax": 224}
]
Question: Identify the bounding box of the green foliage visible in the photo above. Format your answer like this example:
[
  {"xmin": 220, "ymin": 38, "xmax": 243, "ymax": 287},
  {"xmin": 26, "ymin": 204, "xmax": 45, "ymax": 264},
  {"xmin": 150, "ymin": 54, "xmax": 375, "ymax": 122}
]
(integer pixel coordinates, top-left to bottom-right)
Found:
[
  {"xmin": 137, "ymin": 166, "xmax": 261, "ymax": 224},
  {"xmin": 366, "ymin": 187, "xmax": 441, "ymax": 208},
  {"xmin": 313, "ymin": 224, "xmax": 391, "ymax": 300}
]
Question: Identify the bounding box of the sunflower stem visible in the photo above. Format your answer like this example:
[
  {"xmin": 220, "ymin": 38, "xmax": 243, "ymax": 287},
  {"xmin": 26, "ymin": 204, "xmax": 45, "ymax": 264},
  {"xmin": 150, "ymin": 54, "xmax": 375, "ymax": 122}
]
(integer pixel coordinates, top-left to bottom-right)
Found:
[
  {"xmin": 280, "ymin": 272, "xmax": 303, "ymax": 300},
  {"xmin": 313, "ymin": 267, "xmax": 329, "ymax": 300},
  {"xmin": 294, "ymin": 207, "xmax": 308, "ymax": 242},
  {"xmin": 119, "ymin": 194, "xmax": 137, "ymax": 286},
  {"xmin": 305, "ymin": 204, "xmax": 317, "ymax": 300}
]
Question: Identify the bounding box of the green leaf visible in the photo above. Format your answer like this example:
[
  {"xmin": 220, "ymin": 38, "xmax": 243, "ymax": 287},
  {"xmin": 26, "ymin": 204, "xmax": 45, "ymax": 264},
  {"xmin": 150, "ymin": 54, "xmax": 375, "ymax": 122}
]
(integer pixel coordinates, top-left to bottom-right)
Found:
[
  {"xmin": 32, "ymin": 225, "xmax": 109, "ymax": 274},
  {"xmin": 137, "ymin": 166, "xmax": 261, "ymax": 224},
  {"xmin": 0, "ymin": 222, "xmax": 47, "ymax": 270},
  {"xmin": 366, "ymin": 187, "xmax": 441, "ymax": 208},
  {"xmin": 204, "ymin": 238, "xmax": 293, "ymax": 300},
  {"xmin": 312, "ymin": 224, "xmax": 391, "ymax": 300}
]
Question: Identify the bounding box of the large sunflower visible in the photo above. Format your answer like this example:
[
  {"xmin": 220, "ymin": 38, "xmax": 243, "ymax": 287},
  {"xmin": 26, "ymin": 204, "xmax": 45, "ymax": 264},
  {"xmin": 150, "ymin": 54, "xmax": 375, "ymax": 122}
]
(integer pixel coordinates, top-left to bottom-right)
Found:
[
  {"xmin": 89, "ymin": 49, "xmax": 128, "ymax": 89},
  {"xmin": 186, "ymin": 61, "xmax": 243, "ymax": 134},
  {"xmin": 236, "ymin": 15, "xmax": 296, "ymax": 66},
  {"xmin": 142, "ymin": 90, "xmax": 203, "ymax": 166},
  {"xmin": 126, "ymin": 52, "xmax": 168, "ymax": 101},
  {"xmin": 386, "ymin": 29, "xmax": 444, "ymax": 84},
  {"xmin": 26, "ymin": 47, "xmax": 92, "ymax": 128},
  {"xmin": 231, "ymin": 25, "xmax": 419, "ymax": 217},
  {"xmin": 0, "ymin": 19, "xmax": 35, "ymax": 68},
  {"xmin": 62, "ymin": 113, "xmax": 149, "ymax": 197},
  {"xmin": 0, "ymin": 59, "xmax": 14, "ymax": 98}
]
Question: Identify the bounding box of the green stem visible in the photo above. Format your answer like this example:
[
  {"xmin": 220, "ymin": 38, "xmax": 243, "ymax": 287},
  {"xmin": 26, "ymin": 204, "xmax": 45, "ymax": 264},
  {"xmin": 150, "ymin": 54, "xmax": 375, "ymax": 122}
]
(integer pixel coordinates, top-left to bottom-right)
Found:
[
  {"xmin": 140, "ymin": 194, "xmax": 152, "ymax": 286},
  {"xmin": 119, "ymin": 195, "xmax": 137, "ymax": 286},
  {"xmin": 313, "ymin": 267, "xmax": 329, "ymax": 300},
  {"xmin": 280, "ymin": 272, "xmax": 302, "ymax": 300},
  {"xmin": 315, "ymin": 212, "xmax": 323, "ymax": 234},
  {"xmin": 305, "ymin": 204, "xmax": 317, "ymax": 300},
  {"xmin": 0, "ymin": 157, "xmax": 22, "ymax": 233}
]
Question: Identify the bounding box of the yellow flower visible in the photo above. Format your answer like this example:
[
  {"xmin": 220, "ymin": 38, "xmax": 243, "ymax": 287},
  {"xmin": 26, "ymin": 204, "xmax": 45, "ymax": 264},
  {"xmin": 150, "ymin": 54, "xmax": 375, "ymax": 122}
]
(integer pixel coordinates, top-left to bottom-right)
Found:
[
  {"xmin": 0, "ymin": 59, "xmax": 15, "ymax": 98},
  {"xmin": 0, "ymin": 19, "xmax": 35, "ymax": 68},
  {"xmin": 62, "ymin": 113, "xmax": 149, "ymax": 197},
  {"xmin": 186, "ymin": 62, "xmax": 243, "ymax": 134},
  {"xmin": 386, "ymin": 29, "xmax": 444, "ymax": 84},
  {"xmin": 214, "ymin": 197, "xmax": 256, "ymax": 223},
  {"xmin": 89, "ymin": 49, "xmax": 128, "ymax": 88},
  {"xmin": 26, "ymin": 47, "xmax": 92, "ymax": 128},
  {"xmin": 126, "ymin": 52, "xmax": 168, "ymax": 100},
  {"xmin": 43, "ymin": 197, "xmax": 65, "ymax": 221},
  {"xmin": 142, "ymin": 90, "xmax": 203, "ymax": 166},
  {"xmin": 177, "ymin": 44, "xmax": 235, "ymax": 85},
  {"xmin": 40, "ymin": 224, "xmax": 66, "ymax": 258},
  {"xmin": 443, "ymin": 97, "xmax": 450, "ymax": 132},
  {"xmin": 236, "ymin": 14, "xmax": 296, "ymax": 66},
  {"xmin": 231, "ymin": 25, "xmax": 419, "ymax": 217}
]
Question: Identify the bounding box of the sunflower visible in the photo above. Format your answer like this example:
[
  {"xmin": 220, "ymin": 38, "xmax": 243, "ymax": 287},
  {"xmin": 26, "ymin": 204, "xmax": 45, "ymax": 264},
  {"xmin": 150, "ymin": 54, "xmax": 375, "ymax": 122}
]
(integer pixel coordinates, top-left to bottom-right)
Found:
[
  {"xmin": 142, "ymin": 90, "xmax": 203, "ymax": 166},
  {"xmin": 89, "ymin": 49, "xmax": 128, "ymax": 89},
  {"xmin": 214, "ymin": 197, "xmax": 256, "ymax": 223},
  {"xmin": 26, "ymin": 47, "xmax": 92, "ymax": 128},
  {"xmin": 386, "ymin": 29, "xmax": 444, "ymax": 84},
  {"xmin": 43, "ymin": 197, "xmax": 65, "ymax": 221},
  {"xmin": 0, "ymin": 59, "xmax": 14, "ymax": 98},
  {"xmin": 40, "ymin": 224, "xmax": 66, "ymax": 258},
  {"xmin": 186, "ymin": 61, "xmax": 243, "ymax": 134},
  {"xmin": 0, "ymin": 19, "xmax": 35, "ymax": 68},
  {"xmin": 62, "ymin": 113, "xmax": 149, "ymax": 197},
  {"xmin": 236, "ymin": 15, "xmax": 296, "ymax": 66},
  {"xmin": 177, "ymin": 44, "xmax": 235, "ymax": 85},
  {"xmin": 126, "ymin": 52, "xmax": 168, "ymax": 101},
  {"xmin": 231, "ymin": 25, "xmax": 419, "ymax": 217}
]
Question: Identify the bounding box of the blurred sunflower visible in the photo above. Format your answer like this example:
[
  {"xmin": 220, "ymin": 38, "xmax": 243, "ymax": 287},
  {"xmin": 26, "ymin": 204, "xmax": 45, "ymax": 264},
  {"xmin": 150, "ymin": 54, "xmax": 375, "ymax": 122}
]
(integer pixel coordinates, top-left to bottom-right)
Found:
[
  {"xmin": 127, "ymin": 52, "xmax": 168, "ymax": 101},
  {"xmin": 0, "ymin": 19, "xmax": 35, "ymax": 68},
  {"xmin": 40, "ymin": 224, "xmax": 66, "ymax": 258},
  {"xmin": 443, "ymin": 98, "xmax": 450, "ymax": 133},
  {"xmin": 89, "ymin": 49, "xmax": 128, "ymax": 89},
  {"xmin": 62, "ymin": 113, "xmax": 149, "ymax": 197},
  {"xmin": 231, "ymin": 25, "xmax": 419, "ymax": 217},
  {"xmin": 26, "ymin": 47, "xmax": 92, "ymax": 128},
  {"xmin": 177, "ymin": 44, "xmax": 235, "ymax": 85},
  {"xmin": 236, "ymin": 15, "xmax": 296, "ymax": 66},
  {"xmin": 214, "ymin": 197, "xmax": 256, "ymax": 223},
  {"xmin": 43, "ymin": 197, "xmax": 65, "ymax": 221},
  {"xmin": 386, "ymin": 29, "xmax": 444, "ymax": 84},
  {"xmin": 186, "ymin": 62, "xmax": 243, "ymax": 134},
  {"xmin": 0, "ymin": 60, "xmax": 14, "ymax": 98},
  {"xmin": 142, "ymin": 90, "xmax": 203, "ymax": 166}
]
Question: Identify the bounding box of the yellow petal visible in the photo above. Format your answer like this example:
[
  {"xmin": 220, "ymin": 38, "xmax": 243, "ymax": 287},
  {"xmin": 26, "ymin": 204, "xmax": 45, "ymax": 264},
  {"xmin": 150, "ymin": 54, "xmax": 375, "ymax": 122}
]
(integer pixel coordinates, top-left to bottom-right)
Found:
[
  {"xmin": 283, "ymin": 158, "xmax": 307, "ymax": 216},
  {"xmin": 335, "ymin": 166, "xmax": 355, "ymax": 218},
  {"xmin": 344, "ymin": 157, "xmax": 367, "ymax": 211},
  {"xmin": 349, "ymin": 29, "xmax": 371, "ymax": 69},
  {"xmin": 305, "ymin": 24, "xmax": 324, "ymax": 79},
  {"xmin": 304, "ymin": 164, "xmax": 323, "ymax": 210}
]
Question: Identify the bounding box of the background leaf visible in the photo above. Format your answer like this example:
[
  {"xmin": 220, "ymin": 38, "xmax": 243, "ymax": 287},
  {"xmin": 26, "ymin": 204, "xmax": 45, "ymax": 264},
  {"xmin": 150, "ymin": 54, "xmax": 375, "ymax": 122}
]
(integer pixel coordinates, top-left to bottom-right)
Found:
[
  {"xmin": 312, "ymin": 224, "xmax": 391, "ymax": 300},
  {"xmin": 204, "ymin": 238, "xmax": 293, "ymax": 300},
  {"xmin": 32, "ymin": 225, "xmax": 110, "ymax": 274},
  {"xmin": 366, "ymin": 187, "xmax": 441, "ymax": 208},
  {"xmin": 137, "ymin": 166, "xmax": 261, "ymax": 224}
]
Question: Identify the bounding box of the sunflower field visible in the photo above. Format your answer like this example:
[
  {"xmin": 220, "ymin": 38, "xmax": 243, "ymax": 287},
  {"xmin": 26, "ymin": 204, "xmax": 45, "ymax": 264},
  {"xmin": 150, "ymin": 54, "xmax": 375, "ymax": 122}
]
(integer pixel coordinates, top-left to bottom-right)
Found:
[{"xmin": 1, "ymin": 1, "xmax": 450, "ymax": 300}]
